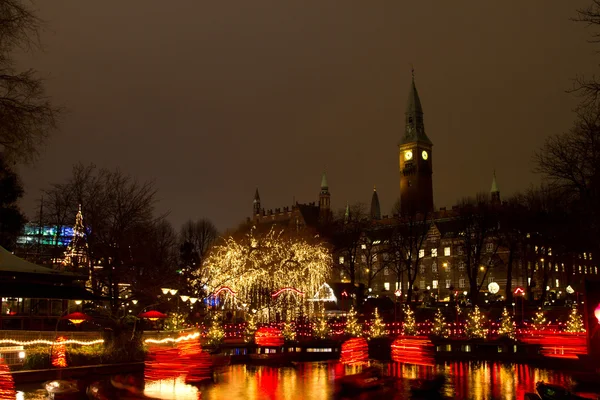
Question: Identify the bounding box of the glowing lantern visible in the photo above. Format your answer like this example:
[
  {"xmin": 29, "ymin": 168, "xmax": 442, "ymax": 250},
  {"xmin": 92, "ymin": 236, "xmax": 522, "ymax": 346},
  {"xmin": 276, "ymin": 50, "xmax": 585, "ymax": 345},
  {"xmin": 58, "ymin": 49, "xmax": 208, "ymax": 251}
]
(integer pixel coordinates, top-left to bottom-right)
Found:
[
  {"xmin": 595, "ymin": 304, "xmax": 600, "ymax": 324},
  {"xmin": 488, "ymin": 282, "xmax": 500, "ymax": 294},
  {"xmin": 566, "ymin": 285, "xmax": 575, "ymax": 294},
  {"xmin": 180, "ymin": 295, "xmax": 190, "ymax": 302},
  {"xmin": 139, "ymin": 310, "xmax": 168, "ymax": 322},
  {"xmin": 61, "ymin": 312, "xmax": 91, "ymax": 325}
]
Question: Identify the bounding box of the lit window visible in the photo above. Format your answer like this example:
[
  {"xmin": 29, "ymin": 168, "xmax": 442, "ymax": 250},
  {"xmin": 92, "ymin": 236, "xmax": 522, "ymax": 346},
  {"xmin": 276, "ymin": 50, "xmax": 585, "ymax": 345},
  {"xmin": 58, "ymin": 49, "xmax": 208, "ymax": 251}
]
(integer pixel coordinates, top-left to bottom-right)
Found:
[
  {"xmin": 486, "ymin": 243, "xmax": 494, "ymax": 252},
  {"xmin": 554, "ymin": 264, "xmax": 558, "ymax": 272},
  {"xmin": 361, "ymin": 244, "xmax": 366, "ymax": 250},
  {"xmin": 584, "ymin": 253, "xmax": 587, "ymax": 260},
  {"xmin": 535, "ymin": 246, "xmax": 539, "ymax": 253},
  {"xmin": 431, "ymin": 248, "xmax": 438, "ymax": 257},
  {"xmin": 445, "ymin": 279, "xmax": 452, "ymax": 289},
  {"xmin": 419, "ymin": 280, "xmax": 425, "ymax": 290},
  {"xmin": 458, "ymin": 247, "xmax": 464, "ymax": 255},
  {"xmin": 548, "ymin": 248, "xmax": 552, "ymax": 256},
  {"xmin": 444, "ymin": 247, "xmax": 451, "ymax": 256},
  {"xmin": 579, "ymin": 265, "xmax": 582, "ymax": 273},
  {"xmin": 432, "ymin": 280, "xmax": 438, "ymax": 289},
  {"xmin": 555, "ymin": 279, "xmax": 559, "ymax": 288},
  {"xmin": 488, "ymin": 277, "xmax": 495, "ymax": 284},
  {"xmin": 339, "ymin": 256, "xmax": 344, "ymax": 264},
  {"xmin": 419, "ymin": 265, "xmax": 425, "ymax": 274},
  {"xmin": 459, "ymin": 279, "xmax": 465, "ymax": 288},
  {"xmin": 459, "ymin": 261, "xmax": 465, "ymax": 271},
  {"xmin": 595, "ymin": 267, "xmax": 598, "ymax": 274},
  {"xmin": 384, "ymin": 267, "xmax": 389, "ymax": 276},
  {"xmin": 384, "ymin": 282, "xmax": 390, "ymax": 291},
  {"xmin": 432, "ymin": 262, "xmax": 438, "ymax": 273},
  {"xmin": 419, "ymin": 249, "xmax": 425, "ymax": 258}
]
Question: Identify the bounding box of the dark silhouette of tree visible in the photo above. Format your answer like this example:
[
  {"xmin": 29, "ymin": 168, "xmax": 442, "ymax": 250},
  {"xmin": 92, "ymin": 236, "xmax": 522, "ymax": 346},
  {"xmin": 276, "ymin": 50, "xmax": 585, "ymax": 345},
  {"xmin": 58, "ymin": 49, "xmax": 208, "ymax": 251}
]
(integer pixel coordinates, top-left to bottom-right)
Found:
[
  {"xmin": 572, "ymin": 1, "xmax": 600, "ymax": 104},
  {"xmin": 0, "ymin": 0, "xmax": 61, "ymax": 162},
  {"xmin": 331, "ymin": 203, "xmax": 368, "ymax": 286},
  {"xmin": 0, "ymin": 155, "xmax": 24, "ymax": 250},
  {"xmin": 179, "ymin": 218, "xmax": 218, "ymax": 271},
  {"xmin": 455, "ymin": 194, "xmax": 501, "ymax": 306}
]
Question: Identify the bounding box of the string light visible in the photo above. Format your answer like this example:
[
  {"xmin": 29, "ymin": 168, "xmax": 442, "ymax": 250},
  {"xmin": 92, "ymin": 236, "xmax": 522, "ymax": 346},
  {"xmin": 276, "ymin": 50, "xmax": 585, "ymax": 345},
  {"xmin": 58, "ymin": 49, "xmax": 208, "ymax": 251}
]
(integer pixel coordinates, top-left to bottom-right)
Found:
[
  {"xmin": 533, "ymin": 308, "xmax": 547, "ymax": 332},
  {"xmin": 0, "ymin": 339, "xmax": 104, "ymax": 346},
  {"xmin": 403, "ymin": 305, "xmax": 417, "ymax": 336},
  {"xmin": 465, "ymin": 306, "xmax": 486, "ymax": 339},
  {"xmin": 498, "ymin": 307, "xmax": 516, "ymax": 340},
  {"xmin": 313, "ymin": 305, "xmax": 330, "ymax": 339},
  {"xmin": 344, "ymin": 306, "xmax": 362, "ymax": 337},
  {"xmin": 566, "ymin": 306, "xmax": 585, "ymax": 333},
  {"xmin": 282, "ymin": 315, "xmax": 296, "ymax": 342},
  {"xmin": 145, "ymin": 332, "xmax": 200, "ymax": 344},
  {"xmin": 368, "ymin": 308, "xmax": 387, "ymax": 339},
  {"xmin": 51, "ymin": 337, "xmax": 67, "ymax": 368},
  {"xmin": 244, "ymin": 314, "xmax": 257, "ymax": 343},
  {"xmin": 432, "ymin": 308, "xmax": 449, "ymax": 338},
  {"xmin": 207, "ymin": 313, "xmax": 225, "ymax": 346}
]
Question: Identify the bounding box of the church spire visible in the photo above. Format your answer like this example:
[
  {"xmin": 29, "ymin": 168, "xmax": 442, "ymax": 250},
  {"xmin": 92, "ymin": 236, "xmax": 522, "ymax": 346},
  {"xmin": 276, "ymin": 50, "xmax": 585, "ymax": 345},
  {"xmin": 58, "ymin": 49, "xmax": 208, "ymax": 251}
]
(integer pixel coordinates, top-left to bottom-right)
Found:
[
  {"xmin": 253, "ymin": 188, "xmax": 261, "ymax": 216},
  {"xmin": 490, "ymin": 171, "xmax": 500, "ymax": 204},
  {"xmin": 401, "ymin": 69, "xmax": 431, "ymax": 145},
  {"xmin": 370, "ymin": 186, "xmax": 381, "ymax": 220},
  {"xmin": 319, "ymin": 172, "xmax": 331, "ymax": 219},
  {"xmin": 320, "ymin": 172, "xmax": 328, "ymax": 192}
]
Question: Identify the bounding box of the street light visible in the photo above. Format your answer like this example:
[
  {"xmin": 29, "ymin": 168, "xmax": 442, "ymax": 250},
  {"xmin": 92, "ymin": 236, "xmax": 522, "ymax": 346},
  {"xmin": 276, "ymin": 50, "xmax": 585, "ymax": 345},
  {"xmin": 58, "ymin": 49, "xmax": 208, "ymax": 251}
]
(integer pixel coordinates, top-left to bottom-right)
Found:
[
  {"xmin": 180, "ymin": 295, "xmax": 189, "ymax": 302},
  {"xmin": 169, "ymin": 289, "xmax": 178, "ymax": 296},
  {"xmin": 189, "ymin": 298, "xmax": 198, "ymax": 304},
  {"xmin": 161, "ymin": 288, "xmax": 170, "ymax": 295}
]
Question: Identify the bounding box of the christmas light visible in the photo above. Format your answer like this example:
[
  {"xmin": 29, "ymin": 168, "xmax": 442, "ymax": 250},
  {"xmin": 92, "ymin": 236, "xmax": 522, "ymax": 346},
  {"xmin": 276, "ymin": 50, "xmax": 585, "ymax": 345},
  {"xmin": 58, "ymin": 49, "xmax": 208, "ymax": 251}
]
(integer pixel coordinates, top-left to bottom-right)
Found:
[
  {"xmin": 0, "ymin": 338, "xmax": 103, "ymax": 346},
  {"xmin": 282, "ymin": 316, "xmax": 296, "ymax": 342},
  {"xmin": 244, "ymin": 314, "xmax": 257, "ymax": 343},
  {"xmin": 344, "ymin": 306, "xmax": 362, "ymax": 337},
  {"xmin": 403, "ymin": 305, "xmax": 417, "ymax": 336},
  {"xmin": 368, "ymin": 308, "xmax": 387, "ymax": 339},
  {"xmin": 51, "ymin": 337, "xmax": 67, "ymax": 368},
  {"xmin": 432, "ymin": 308, "xmax": 449, "ymax": 338},
  {"xmin": 271, "ymin": 287, "xmax": 304, "ymax": 298},
  {"xmin": 498, "ymin": 307, "xmax": 516, "ymax": 340},
  {"xmin": 313, "ymin": 306, "xmax": 330, "ymax": 339},
  {"xmin": 213, "ymin": 287, "xmax": 237, "ymax": 297},
  {"xmin": 566, "ymin": 306, "xmax": 585, "ymax": 333},
  {"xmin": 533, "ymin": 308, "xmax": 547, "ymax": 332},
  {"xmin": 465, "ymin": 306, "xmax": 486, "ymax": 339},
  {"xmin": 255, "ymin": 327, "xmax": 284, "ymax": 347},
  {"xmin": 145, "ymin": 332, "xmax": 200, "ymax": 344},
  {"xmin": 206, "ymin": 313, "xmax": 225, "ymax": 346}
]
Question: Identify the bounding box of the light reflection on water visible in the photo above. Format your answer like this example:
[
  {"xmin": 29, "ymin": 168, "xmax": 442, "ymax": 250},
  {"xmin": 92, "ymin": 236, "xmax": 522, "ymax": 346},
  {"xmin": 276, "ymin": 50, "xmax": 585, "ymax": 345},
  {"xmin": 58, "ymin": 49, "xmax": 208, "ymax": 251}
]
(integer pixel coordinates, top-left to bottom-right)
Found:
[{"xmin": 16, "ymin": 361, "xmax": 582, "ymax": 400}]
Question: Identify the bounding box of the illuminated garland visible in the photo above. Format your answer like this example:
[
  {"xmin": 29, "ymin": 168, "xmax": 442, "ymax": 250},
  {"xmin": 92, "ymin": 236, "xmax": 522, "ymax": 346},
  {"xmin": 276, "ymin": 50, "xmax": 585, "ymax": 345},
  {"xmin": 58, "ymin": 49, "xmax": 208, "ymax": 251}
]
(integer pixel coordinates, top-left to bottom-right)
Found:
[
  {"xmin": 313, "ymin": 307, "xmax": 330, "ymax": 340},
  {"xmin": 0, "ymin": 339, "xmax": 104, "ymax": 346},
  {"xmin": 244, "ymin": 314, "xmax": 257, "ymax": 343},
  {"xmin": 207, "ymin": 313, "xmax": 225, "ymax": 346},
  {"xmin": 282, "ymin": 316, "xmax": 296, "ymax": 342},
  {"xmin": 272, "ymin": 287, "xmax": 305, "ymax": 298},
  {"xmin": 144, "ymin": 332, "xmax": 200, "ymax": 344}
]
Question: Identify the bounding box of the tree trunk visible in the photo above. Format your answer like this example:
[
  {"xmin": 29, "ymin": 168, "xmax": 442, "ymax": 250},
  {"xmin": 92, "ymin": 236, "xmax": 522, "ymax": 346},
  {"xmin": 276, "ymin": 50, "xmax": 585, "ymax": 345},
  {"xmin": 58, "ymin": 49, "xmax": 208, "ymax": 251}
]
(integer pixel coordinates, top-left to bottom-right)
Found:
[{"xmin": 505, "ymin": 250, "xmax": 514, "ymax": 305}]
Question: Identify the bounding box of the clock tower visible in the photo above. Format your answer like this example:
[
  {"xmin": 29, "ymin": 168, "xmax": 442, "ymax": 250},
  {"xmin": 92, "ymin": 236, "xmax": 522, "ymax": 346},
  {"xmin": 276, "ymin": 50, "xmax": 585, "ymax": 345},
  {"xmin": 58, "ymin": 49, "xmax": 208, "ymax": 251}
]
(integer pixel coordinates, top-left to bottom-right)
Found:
[{"xmin": 399, "ymin": 72, "xmax": 434, "ymax": 215}]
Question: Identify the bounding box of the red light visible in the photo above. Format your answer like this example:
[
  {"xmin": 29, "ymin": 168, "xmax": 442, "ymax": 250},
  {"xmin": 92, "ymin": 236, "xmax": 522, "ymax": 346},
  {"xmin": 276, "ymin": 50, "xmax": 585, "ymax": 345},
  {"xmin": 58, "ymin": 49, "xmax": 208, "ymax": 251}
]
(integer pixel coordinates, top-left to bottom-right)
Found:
[
  {"xmin": 340, "ymin": 338, "xmax": 368, "ymax": 365},
  {"xmin": 271, "ymin": 287, "xmax": 305, "ymax": 298},
  {"xmin": 391, "ymin": 337, "xmax": 434, "ymax": 366},
  {"xmin": 255, "ymin": 327, "xmax": 284, "ymax": 347},
  {"xmin": 51, "ymin": 336, "xmax": 67, "ymax": 368},
  {"xmin": 514, "ymin": 287, "xmax": 525, "ymax": 295},
  {"xmin": 213, "ymin": 286, "xmax": 237, "ymax": 297},
  {"xmin": 595, "ymin": 304, "xmax": 600, "ymax": 324}
]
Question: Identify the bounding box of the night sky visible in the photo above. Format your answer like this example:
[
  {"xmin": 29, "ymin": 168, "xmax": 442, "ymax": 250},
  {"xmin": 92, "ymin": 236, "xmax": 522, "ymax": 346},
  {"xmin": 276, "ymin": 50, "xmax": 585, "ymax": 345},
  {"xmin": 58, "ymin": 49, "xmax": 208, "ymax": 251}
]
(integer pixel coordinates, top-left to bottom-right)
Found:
[{"xmin": 15, "ymin": 1, "xmax": 599, "ymax": 232}]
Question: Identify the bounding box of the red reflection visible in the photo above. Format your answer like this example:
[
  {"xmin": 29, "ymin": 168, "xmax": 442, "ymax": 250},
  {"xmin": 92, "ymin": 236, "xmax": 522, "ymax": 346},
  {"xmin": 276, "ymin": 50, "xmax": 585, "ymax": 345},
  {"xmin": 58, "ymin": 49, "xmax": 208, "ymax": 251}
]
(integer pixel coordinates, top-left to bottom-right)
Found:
[
  {"xmin": 340, "ymin": 338, "xmax": 368, "ymax": 365},
  {"xmin": 520, "ymin": 333, "xmax": 586, "ymax": 359},
  {"xmin": 178, "ymin": 337, "xmax": 212, "ymax": 383},
  {"xmin": 145, "ymin": 347, "xmax": 187, "ymax": 382},
  {"xmin": 51, "ymin": 336, "xmax": 67, "ymax": 368},
  {"xmin": 391, "ymin": 337, "xmax": 434, "ymax": 366},
  {"xmin": 255, "ymin": 327, "xmax": 284, "ymax": 347},
  {"xmin": 0, "ymin": 358, "xmax": 15, "ymax": 399}
]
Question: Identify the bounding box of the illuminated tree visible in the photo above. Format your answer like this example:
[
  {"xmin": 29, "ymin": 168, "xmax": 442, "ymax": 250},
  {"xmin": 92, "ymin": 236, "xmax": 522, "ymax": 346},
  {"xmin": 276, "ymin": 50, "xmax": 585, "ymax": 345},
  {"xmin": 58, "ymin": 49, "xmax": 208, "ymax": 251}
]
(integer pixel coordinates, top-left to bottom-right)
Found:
[
  {"xmin": 313, "ymin": 307, "xmax": 330, "ymax": 340},
  {"xmin": 345, "ymin": 306, "xmax": 362, "ymax": 337},
  {"xmin": 533, "ymin": 308, "xmax": 546, "ymax": 331},
  {"xmin": 465, "ymin": 306, "xmax": 486, "ymax": 339},
  {"xmin": 498, "ymin": 307, "xmax": 516, "ymax": 340},
  {"xmin": 282, "ymin": 315, "xmax": 296, "ymax": 342},
  {"xmin": 402, "ymin": 305, "xmax": 417, "ymax": 336},
  {"xmin": 244, "ymin": 313, "xmax": 257, "ymax": 343},
  {"xmin": 195, "ymin": 228, "xmax": 331, "ymax": 321},
  {"xmin": 432, "ymin": 308, "xmax": 449, "ymax": 338},
  {"xmin": 566, "ymin": 306, "xmax": 585, "ymax": 333},
  {"xmin": 206, "ymin": 313, "xmax": 225, "ymax": 346},
  {"xmin": 368, "ymin": 308, "xmax": 387, "ymax": 339}
]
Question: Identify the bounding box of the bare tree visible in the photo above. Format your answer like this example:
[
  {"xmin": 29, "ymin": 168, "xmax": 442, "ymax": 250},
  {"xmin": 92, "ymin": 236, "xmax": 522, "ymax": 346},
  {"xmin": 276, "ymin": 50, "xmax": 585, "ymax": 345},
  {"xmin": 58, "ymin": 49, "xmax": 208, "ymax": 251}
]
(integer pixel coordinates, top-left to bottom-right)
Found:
[
  {"xmin": 386, "ymin": 199, "xmax": 432, "ymax": 303},
  {"xmin": 179, "ymin": 218, "xmax": 218, "ymax": 270},
  {"xmin": 571, "ymin": 1, "xmax": 600, "ymax": 104},
  {"xmin": 331, "ymin": 203, "xmax": 368, "ymax": 286},
  {"xmin": 455, "ymin": 194, "xmax": 501, "ymax": 306},
  {"xmin": 0, "ymin": 0, "xmax": 61, "ymax": 163},
  {"xmin": 360, "ymin": 230, "xmax": 387, "ymax": 290}
]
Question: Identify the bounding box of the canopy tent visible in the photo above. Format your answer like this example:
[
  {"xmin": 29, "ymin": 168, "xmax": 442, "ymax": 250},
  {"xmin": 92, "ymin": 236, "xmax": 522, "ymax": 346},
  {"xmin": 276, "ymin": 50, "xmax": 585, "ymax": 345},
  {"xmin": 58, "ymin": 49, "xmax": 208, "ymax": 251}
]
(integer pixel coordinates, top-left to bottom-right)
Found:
[{"xmin": 0, "ymin": 246, "xmax": 80, "ymax": 278}]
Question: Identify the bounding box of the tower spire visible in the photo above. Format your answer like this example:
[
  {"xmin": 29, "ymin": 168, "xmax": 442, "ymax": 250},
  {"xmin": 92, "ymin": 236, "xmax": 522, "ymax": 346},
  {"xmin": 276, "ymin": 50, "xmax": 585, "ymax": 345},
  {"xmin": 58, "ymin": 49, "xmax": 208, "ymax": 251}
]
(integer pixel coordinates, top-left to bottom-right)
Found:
[
  {"xmin": 401, "ymin": 69, "xmax": 431, "ymax": 145},
  {"xmin": 253, "ymin": 188, "xmax": 261, "ymax": 216},
  {"xmin": 490, "ymin": 171, "xmax": 500, "ymax": 204},
  {"xmin": 370, "ymin": 186, "xmax": 381, "ymax": 220}
]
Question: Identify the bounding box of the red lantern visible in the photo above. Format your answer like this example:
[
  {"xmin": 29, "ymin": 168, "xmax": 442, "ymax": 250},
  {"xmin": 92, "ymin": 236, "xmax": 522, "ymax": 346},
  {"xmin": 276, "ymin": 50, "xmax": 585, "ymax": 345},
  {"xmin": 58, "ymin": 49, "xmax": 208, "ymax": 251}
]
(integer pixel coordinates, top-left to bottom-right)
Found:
[
  {"xmin": 61, "ymin": 312, "xmax": 92, "ymax": 325},
  {"xmin": 594, "ymin": 304, "xmax": 600, "ymax": 324},
  {"xmin": 138, "ymin": 310, "xmax": 168, "ymax": 321}
]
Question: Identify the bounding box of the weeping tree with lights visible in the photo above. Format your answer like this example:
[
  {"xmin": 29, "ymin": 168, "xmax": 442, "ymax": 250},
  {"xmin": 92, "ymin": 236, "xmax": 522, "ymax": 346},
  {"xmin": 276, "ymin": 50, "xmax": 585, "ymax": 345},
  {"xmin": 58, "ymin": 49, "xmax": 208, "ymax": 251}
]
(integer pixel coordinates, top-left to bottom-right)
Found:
[
  {"xmin": 533, "ymin": 308, "xmax": 547, "ymax": 332},
  {"xmin": 368, "ymin": 308, "xmax": 387, "ymax": 340},
  {"xmin": 498, "ymin": 307, "xmax": 516, "ymax": 340},
  {"xmin": 566, "ymin": 306, "xmax": 585, "ymax": 333},
  {"xmin": 345, "ymin": 306, "xmax": 362, "ymax": 337},
  {"xmin": 282, "ymin": 315, "xmax": 296, "ymax": 342},
  {"xmin": 244, "ymin": 313, "xmax": 257, "ymax": 343},
  {"xmin": 402, "ymin": 305, "xmax": 417, "ymax": 336},
  {"xmin": 193, "ymin": 227, "xmax": 331, "ymax": 322},
  {"xmin": 432, "ymin": 308, "xmax": 449, "ymax": 339},
  {"xmin": 465, "ymin": 306, "xmax": 486, "ymax": 339}
]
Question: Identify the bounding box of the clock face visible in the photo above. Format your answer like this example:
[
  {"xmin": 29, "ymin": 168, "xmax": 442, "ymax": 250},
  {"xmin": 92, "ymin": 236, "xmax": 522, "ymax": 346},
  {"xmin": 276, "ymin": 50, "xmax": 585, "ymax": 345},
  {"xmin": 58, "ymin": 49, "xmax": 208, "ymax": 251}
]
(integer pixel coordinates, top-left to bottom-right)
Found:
[
  {"xmin": 422, "ymin": 150, "xmax": 428, "ymax": 160},
  {"xmin": 405, "ymin": 150, "xmax": 413, "ymax": 161}
]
